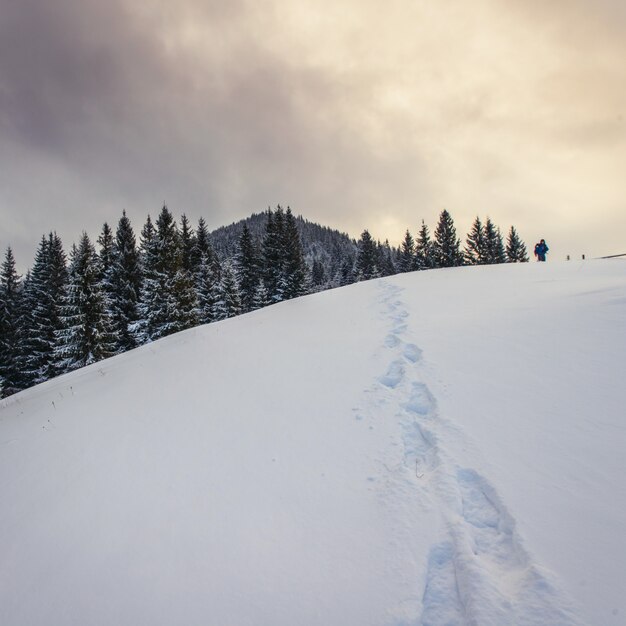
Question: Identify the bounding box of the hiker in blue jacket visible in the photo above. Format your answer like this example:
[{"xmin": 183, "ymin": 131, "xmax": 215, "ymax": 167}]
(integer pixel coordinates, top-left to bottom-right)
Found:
[{"xmin": 534, "ymin": 239, "xmax": 549, "ymax": 262}]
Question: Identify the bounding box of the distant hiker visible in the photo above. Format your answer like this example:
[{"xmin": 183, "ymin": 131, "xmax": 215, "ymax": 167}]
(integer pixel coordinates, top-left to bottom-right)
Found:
[{"xmin": 534, "ymin": 239, "xmax": 549, "ymax": 262}]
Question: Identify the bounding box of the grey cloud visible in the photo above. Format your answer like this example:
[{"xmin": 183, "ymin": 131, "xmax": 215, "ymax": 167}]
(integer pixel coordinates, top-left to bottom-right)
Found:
[
  {"xmin": 0, "ymin": 0, "xmax": 165, "ymax": 149},
  {"xmin": 1, "ymin": 0, "xmax": 625, "ymax": 269},
  {"xmin": 0, "ymin": 0, "xmax": 398, "ymax": 267}
]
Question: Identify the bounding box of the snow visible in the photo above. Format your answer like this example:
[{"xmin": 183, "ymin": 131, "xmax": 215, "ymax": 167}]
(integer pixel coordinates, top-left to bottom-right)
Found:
[{"xmin": 1, "ymin": 259, "xmax": 625, "ymax": 625}]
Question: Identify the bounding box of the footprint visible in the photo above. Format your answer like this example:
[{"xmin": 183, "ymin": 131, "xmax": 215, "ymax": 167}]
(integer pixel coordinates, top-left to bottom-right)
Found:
[
  {"xmin": 392, "ymin": 322, "xmax": 408, "ymax": 335},
  {"xmin": 456, "ymin": 469, "xmax": 503, "ymax": 531},
  {"xmin": 378, "ymin": 360, "xmax": 405, "ymax": 389},
  {"xmin": 405, "ymin": 382, "xmax": 436, "ymax": 417},
  {"xmin": 456, "ymin": 469, "xmax": 523, "ymax": 565},
  {"xmin": 402, "ymin": 421, "xmax": 439, "ymax": 475},
  {"xmin": 403, "ymin": 343, "xmax": 422, "ymax": 363},
  {"xmin": 420, "ymin": 542, "xmax": 467, "ymax": 626},
  {"xmin": 385, "ymin": 333, "xmax": 401, "ymax": 348}
]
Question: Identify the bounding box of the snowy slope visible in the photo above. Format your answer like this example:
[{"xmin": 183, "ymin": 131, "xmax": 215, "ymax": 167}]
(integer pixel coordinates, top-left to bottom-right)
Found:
[{"xmin": 1, "ymin": 259, "xmax": 625, "ymax": 626}]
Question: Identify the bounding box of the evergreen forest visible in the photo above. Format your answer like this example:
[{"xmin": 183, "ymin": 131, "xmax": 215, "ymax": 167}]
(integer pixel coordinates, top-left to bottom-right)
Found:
[{"xmin": 0, "ymin": 206, "xmax": 528, "ymax": 397}]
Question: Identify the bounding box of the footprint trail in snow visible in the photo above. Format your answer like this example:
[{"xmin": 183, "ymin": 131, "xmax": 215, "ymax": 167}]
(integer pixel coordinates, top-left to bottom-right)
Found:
[{"xmin": 367, "ymin": 281, "xmax": 585, "ymax": 626}]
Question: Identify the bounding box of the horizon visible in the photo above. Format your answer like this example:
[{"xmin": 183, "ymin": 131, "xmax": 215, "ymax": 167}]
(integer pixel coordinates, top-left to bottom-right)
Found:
[{"xmin": 1, "ymin": 206, "xmax": 601, "ymax": 275}]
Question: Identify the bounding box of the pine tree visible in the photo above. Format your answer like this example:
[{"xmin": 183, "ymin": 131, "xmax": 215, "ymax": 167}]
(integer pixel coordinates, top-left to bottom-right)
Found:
[
  {"xmin": 139, "ymin": 215, "xmax": 155, "ymax": 267},
  {"xmin": 262, "ymin": 207, "xmax": 286, "ymax": 303},
  {"xmin": 136, "ymin": 206, "xmax": 198, "ymax": 341},
  {"xmin": 0, "ymin": 247, "xmax": 24, "ymax": 397},
  {"xmin": 356, "ymin": 230, "xmax": 378, "ymax": 280},
  {"xmin": 236, "ymin": 223, "xmax": 261, "ymax": 312},
  {"xmin": 493, "ymin": 228, "xmax": 507, "ymax": 264},
  {"xmin": 464, "ymin": 216, "xmax": 487, "ymax": 265},
  {"xmin": 282, "ymin": 208, "xmax": 308, "ymax": 300},
  {"xmin": 109, "ymin": 211, "xmax": 142, "ymax": 351},
  {"xmin": 311, "ymin": 259, "xmax": 325, "ymax": 289},
  {"xmin": 55, "ymin": 233, "xmax": 117, "ymax": 373},
  {"xmin": 20, "ymin": 233, "xmax": 68, "ymax": 385},
  {"xmin": 399, "ymin": 230, "xmax": 416, "ymax": 272},
  {"xmin": 96, "ymin": 222, "xmax": 116, "ymax": 342},
  {"xmin": 18, "ymin": 238, "xmax": 47, "ymax": 388},
  {"xmin": 251, "ymin": 280, "xmax": 271, "ymax": 310},
  {"xmin": 13, "ymin": 270, "xmax": 32, "ymax": 391},
  {"xmin": 179, "ymin": 214, "xmax": 195, "ymax": 273},
  {"xmin": 506, "ymin": 226, "xmax": 529, "ymax": 263},
  {"xmin": 484, "ymin": 218, "xmax": 507, "ymax": 264},
  {"xmin": 97, "ymin": 222, "xmax": 115, "ymax": 280},
  {"xmin": 377, "ymin": 240, "xmax": 396, "ymax": 276},
  {"xmin": 138, "ymin": 206, "xmax": 183, "ymax": 341},
  {"xmin": 191, "ymin": 217, "xmax": 215, "ymax": 273},
  {"xmin": 195, "ymin": 253, "xmax": 220, "ymax": 325},
  {"xmin": 339, "ymin": 255, "xmax": 356, "ymax": 285},
  {"xmin": 432, "ymin": 210, "xmax": 463, "ymax": 268},
  {"xmin": 154, "ymin": 206, "xmax": 181, "ymax": 274},
  {"xmin": 166, "ymin": 269, "xmax": 199, "ymax": 334},
  {"xmin": 415, "ymin": 220, "xmax": 434, "ymax": 270},
  {"xmin": 212, "ymin": 261, "xmax": 242, "ymax": 321}
]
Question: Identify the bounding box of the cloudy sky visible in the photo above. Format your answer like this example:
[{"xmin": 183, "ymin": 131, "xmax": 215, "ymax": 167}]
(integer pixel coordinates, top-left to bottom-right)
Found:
[{"xmin": 1, "ymin": 0, "xmax": 625, "ymax": 269}]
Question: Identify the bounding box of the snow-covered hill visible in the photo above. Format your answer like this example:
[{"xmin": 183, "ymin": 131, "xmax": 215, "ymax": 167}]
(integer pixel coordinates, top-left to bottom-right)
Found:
[{"xmin": 1, "ymin": 260, "xmax": 625, "ymax": 626}]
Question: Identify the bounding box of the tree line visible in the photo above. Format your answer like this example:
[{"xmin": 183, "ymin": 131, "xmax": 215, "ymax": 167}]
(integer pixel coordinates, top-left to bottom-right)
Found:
[{"xmin": 0, "ymin": 206, "xmax": 527, "ymax": 398}]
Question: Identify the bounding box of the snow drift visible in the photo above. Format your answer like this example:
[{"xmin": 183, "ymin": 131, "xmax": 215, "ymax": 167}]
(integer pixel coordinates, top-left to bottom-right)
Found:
[{"xmin": 1, "ymin": 259, "xmax": 625, "ymax": 626}]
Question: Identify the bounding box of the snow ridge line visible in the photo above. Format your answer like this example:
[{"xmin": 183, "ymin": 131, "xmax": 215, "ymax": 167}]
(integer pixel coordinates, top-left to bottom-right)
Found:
[{"xmin": 373, "ymin": 281, "xmax": 584, "ymax": 626}]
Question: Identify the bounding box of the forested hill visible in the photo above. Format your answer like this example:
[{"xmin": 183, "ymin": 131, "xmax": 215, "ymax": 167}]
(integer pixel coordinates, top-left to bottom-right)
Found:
[
  {"xmin": 0, "ymin": 205, "xmax": 527, "ymax": 399},
  {"xmin": 210, "ymin": 211, "xmax": 359, "ymax": 284}
]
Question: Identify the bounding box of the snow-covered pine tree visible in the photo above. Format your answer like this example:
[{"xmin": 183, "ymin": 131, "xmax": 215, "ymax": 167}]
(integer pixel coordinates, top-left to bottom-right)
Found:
[
  {"xmin": 135, "ymin": 215, "xmax": 158, "ymax": 344},
  {"xmin": 138, "ymin": 205, "xmax": 188, "ymax": 341},
  {"xmin": 0, "ymin": 247, "xmax": 24, "ymax": 397},
  {"xmin": 311, "ymin": 259, "xmax": 325, "ymax": 290},
  {"xmin": 432, "ymin": 210, "xmax": 463, "ymax": 268},
  {"xmin": 506, "ymin": 226, "xmax": 529, "ymax": 263},
  {"xmin": 136, "ymin": 206, "xmax": 197, "ymax": 343},
  {"xmin": 415, "ymin": 220, "xmax": 434, "ymax": 270},
  {"xmin": 339, "ymin": 255, "xmax": 356, "ymax": 285},
  {"xmin": 17, "ymin": 239, "xmax": 46, "ymax": 389},
  {"xmin": 236, "ymin": 223, "xmax": 261, "ymax": 312},
  {"xmin": 67, "ymin": 243, "xmax": 79, "ymax": 277},
  {"xmin": 377, "ymin": 240, "xmax": 396, "ymax": 277},
  {"xmin": 109, "ymin": 211, "xmax": 142, "ymax": 351},
  {"xmin": 54, "ymin": 233, "xmax": 117, "ymax": 373},
  {"xmin": 13, "ymin": 270, "xmax": 32, "ymax": 391},
  {"xmin": 282, "ymin": 208, "xmax": 308, "ymax": 300},
  {"xmin": 179, "ymin": 214, "xmax": 195, "ymax": 273},
  {"xmin": 211, "ymin": 260, "xmax": 242, "ymax": 321},
  {"xmin": 356, "ymin": 230, "xmax": 378, "ymax": 280},
  {"xmin": 140, "ymin": 213, "xmax": 155, "ymax": 244},
  {"xmin": 166, "ymin": 268, "xmax": 199, "ymax": 334},
  {"xmin": 262, "ymin": 207, "xmax": 286, "ymax": 303},
  {"xmin": 399, "ymin": 230, "xmax": 416, "ymax": 272},
  {"xmin": 190, "ymin": 217, "xmax": 215, "ymax": 274},
  {"xmin": 464, "ymin": 216, "xmax": 487, "ymax": 265},
  {"xmin": 20, "ymin": 233, "xmax": 68, "ymax": 385},
  {"xmin": 484, "ymin": 218, "xmax": 507, "ymax": 264},
  {"xmin": 194, "ymin": 253, "xmax": 220, "ymax": 325},
  {"xmin": 138, "ymin": 214, "xmax": 155, "ymax": 274},
  {"xmin": 96, "ymin": 222, "xmax": 116, "ymax": 338},
  {"xmin": 97, "ymin": 222, "xmax": 115, "ymax": 280},
  {"xmin": 251, "ymin": 280, "xmax": 271, "ymax": 310}
]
